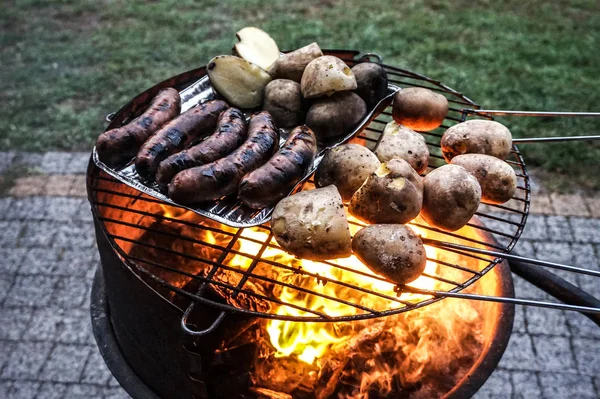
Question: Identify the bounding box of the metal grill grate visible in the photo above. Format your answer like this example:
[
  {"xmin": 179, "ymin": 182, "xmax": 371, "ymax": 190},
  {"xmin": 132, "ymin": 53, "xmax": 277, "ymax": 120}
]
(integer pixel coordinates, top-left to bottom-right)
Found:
[{"xmin": 88, "ymin": 58, "xmax": 530, "ymax": 323}]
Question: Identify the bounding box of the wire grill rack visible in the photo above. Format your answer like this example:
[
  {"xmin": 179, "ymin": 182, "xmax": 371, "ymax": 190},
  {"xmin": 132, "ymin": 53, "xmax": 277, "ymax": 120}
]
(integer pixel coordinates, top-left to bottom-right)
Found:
[{"xmin": 88, "ymin": 55, "xmax": 530, "ymax": 326}]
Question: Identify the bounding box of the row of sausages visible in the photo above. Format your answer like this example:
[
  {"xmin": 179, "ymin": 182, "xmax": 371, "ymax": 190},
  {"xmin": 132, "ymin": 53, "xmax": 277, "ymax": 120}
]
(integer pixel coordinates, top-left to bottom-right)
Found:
[{"xmin": 95, "ymin": 88, "xmax": 318, "ymax": 209}]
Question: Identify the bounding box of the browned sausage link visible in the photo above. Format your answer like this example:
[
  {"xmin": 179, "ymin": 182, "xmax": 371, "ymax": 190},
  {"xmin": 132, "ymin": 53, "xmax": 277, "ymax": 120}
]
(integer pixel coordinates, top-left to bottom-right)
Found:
[
  {"xmin": 135, "ymin": 100, "xmax": 229, "ymax": 180},
  {"xmin": 95, "ymin": 88, "xmax": 180, "ymax": 167},
  {"xmin": 168, "ymin": 111, "xmax": 279, "ymax": 204},
  {"xmin": 238, "ymin": 125, "xmax": 317, "ymax": 209},
  {"xmin": 155, "ymin": 108, "xmax": 247, "ymax": 188}
]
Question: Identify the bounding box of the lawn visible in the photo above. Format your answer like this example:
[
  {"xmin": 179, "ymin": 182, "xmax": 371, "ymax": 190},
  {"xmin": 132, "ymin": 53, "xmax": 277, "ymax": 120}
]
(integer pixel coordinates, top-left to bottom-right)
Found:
[{"xmin": 1, "ymin": 0, "xmax": 599, "ymax": 191}]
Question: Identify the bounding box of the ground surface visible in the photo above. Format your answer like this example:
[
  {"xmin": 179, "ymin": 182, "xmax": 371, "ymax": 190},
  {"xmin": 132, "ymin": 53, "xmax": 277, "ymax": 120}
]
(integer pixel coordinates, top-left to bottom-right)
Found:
[
  {"xmin": 1, "ymin": 0, "xmax": 600, "ymax": 191},
  {"xmin": 0, "ymin": 151, "xmax": 599, "ymax": 398}
]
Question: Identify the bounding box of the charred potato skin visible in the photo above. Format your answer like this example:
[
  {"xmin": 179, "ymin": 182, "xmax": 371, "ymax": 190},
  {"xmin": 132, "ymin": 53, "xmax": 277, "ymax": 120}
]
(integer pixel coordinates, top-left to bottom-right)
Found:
[
  {"xmin": 262, "ymin": 79, "xmax": 305, "ymax": 128},
  {"xmin": 421, "ymin": 164, "xmax": 482, "ymax": 232},
  {"xmin": 352, "ymin": 62, "xmax": 388, "ymax": 108},
  {"xmin": 238, "ymin": 125, "xmax": 317, "ymax": 209},
  {"xmin": 96, "ymin": 88, "xmax": 181, "ymax": 168},
  {"xmin": 441, "ymin": 120, "xmax": 513, "ymax": 161},
  {"xmin": 450, "ymin": 154, "xmax": 517, "ymax": 204},
  {"xmin": 392, "ymin": 88, "xmax": 448, "ymax": 131},
  {"xmin": 349, "ymin": 158, "xmax": 423, "ymax": 224},
  {"xmin": 375, "ymin": 121, "xmax": 429, "ymax": 174},
  {"xmin": 306, "ymin": 91, "xmax": 367, "ymax": 144},
  {"xmin": 268, "ymin": 42, "xmax": 324, "ymax": 83},
  {"xmin": 352, "ymin": 224, "xmax": 427, "ymax": 285},
  {"xmin": 300, "ymin": 55, "xmax": 357, "ymax": 98},
  {"xmin": 315, "ymin": 144, "xmax": 381, "ymax": 202},
  {"xmin": 271, "ymin": 186, "xmax": 352, "ymax": 261}
]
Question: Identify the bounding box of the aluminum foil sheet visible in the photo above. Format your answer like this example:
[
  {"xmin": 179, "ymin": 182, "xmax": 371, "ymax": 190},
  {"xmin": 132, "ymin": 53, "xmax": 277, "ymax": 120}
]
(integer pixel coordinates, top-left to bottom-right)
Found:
[{"xmin": 93, "ymin": 75, "xmax": 398, "ymax": 228}]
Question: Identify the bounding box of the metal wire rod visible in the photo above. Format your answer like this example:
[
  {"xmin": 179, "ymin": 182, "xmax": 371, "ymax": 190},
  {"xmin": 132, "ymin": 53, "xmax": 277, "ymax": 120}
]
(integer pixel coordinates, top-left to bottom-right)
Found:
[
  {"xmin": 401, "ymin": 286, "xmax": 600, "ymax": 315},
  {"xmin": 422, "ymin": 238, "xmax": 600, "ymax": 278},
  {"xmin": 463, "ymin": 109, "xmax": 600, "ymax": 117},
  {"xmin": 513, "ymin": 135, "xmax": 600, "ymax": 143}
]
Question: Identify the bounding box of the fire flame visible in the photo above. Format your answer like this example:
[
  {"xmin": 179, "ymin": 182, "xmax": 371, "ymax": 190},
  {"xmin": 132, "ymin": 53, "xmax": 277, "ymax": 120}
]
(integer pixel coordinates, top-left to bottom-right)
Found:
[{"xmin": 221, "ymin": 217, "xmax": 441, "ymax": 366}]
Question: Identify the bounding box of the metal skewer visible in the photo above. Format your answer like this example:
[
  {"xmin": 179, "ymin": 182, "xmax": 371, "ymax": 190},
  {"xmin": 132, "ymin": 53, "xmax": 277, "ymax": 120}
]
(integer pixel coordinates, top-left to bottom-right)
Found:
[
  {"xmin": 462, "ymin": 109, "xmax": 600, "ymax": 117},
  {"xmin": 401, "ymin": 286, "xmax": 600, "ymax": 315},
  {"xmin": 513, "ymin": 135, "xmax": 600, "ymax": 143},
  {"xmin": 421, "ymin": 238, "xmax": 600, "ymax": 278}
]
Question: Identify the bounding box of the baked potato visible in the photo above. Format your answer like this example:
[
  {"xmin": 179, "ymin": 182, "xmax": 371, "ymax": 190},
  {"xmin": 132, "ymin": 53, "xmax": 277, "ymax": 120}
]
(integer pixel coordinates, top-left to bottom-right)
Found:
[
  {"xmin": 392, "ymin": 87, "xmax": 448, "ymax": 131},
  {"xmin": 375, "ymin": 121, "xmax": 429, "ymax": 174},
  {"xmin": 268, "ymin": 42, "xmax": 323, "ymax": 83},
  {"xmin": 315, "ymin": 144, "xmax": 381, "ymax": 202},
  {"xmin": 421, "ymin": 164, "xmax": 481, "ymax": 231},
  {"xmin": 262, "ymin": 79, "xmax": 305, "ymax": 128},
  {"xmin": 349, "ymin": 159, "xmax": 423, "ymax": 224},
  {"xmin": 441, "ymin": 120, "xmax": 513, "ymax": 161},
  {"xmin": 305, "ymin": 91, "xmax": 367, "ymax": 143},
  {"xmin": 450, "ymin": 154, "xmax": 517, "ymax": 204},
  {"xmin": 352, "ymin": 62, "xmax": 388, "ymax": 108},
  {"xmin": 352, "ymin": 224, "xmax": 427, "ymax": 285},
  {"xmin": 271, "ymin": 186, "xmax": 352, "ymax": 261},
  {"xmin": 301, "ymin": 55, "xmax": 357, "ymax": 98}
]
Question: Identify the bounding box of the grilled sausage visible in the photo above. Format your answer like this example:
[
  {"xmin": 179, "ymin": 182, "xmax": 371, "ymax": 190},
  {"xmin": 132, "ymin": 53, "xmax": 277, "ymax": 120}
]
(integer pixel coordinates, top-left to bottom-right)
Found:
[
  {"xmin": 95, "ymin": 88, "xmax": 180, "ymax": 167},
  {"xmin": 155, "ymin": 108, "xmax": 247, "ymax": 189},
  {"xmin": 168, "ymin": 111, "xmax": 279, "ymax": 204},
  {"xmin": 135, "ymin": 100, "xmax": 229, "ymax": 180},
  {"xmin": 238, "ymin": 125, "xmax": 317, "ymax": 209}
]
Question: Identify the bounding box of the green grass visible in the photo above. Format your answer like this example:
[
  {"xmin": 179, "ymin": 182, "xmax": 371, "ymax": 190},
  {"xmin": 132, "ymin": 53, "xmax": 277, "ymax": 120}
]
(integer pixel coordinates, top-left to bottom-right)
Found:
[{"xmin": 1, "ymin": 0, "xmax": 599, "ymax": 192}]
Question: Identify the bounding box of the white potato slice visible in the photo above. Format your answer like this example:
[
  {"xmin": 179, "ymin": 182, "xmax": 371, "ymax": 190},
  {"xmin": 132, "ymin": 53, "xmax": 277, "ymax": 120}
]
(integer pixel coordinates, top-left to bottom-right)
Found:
[
  {"xmin": 234, "ymin": 27, "xmax": 280, "ymax": 71},
  {"xmin": 207, "ymin": 55, "xmax": 272, "ymax": 109}
]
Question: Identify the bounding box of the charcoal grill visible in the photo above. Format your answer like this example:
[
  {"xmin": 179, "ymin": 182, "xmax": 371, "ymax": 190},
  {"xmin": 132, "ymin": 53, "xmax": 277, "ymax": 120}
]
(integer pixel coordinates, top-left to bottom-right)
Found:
[{"xmin": 88, "ymin": 49, "xmax": 600, "ymax": 398}]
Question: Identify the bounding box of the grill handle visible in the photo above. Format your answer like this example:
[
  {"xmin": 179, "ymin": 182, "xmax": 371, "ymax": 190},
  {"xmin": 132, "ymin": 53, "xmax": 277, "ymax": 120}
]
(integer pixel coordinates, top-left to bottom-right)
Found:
[
  {"xmin": 508, "ymin": 254, "xmax": 600, "ymax": 328},
  {"xmin": 181, "ymin": 305, "xmax": 227, "ymax": 336}
]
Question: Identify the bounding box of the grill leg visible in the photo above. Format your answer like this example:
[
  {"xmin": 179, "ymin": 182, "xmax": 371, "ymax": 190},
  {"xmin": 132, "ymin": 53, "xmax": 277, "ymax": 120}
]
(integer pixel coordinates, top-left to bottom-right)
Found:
[{"xmin": 509, "ymin": 253, "xmax": 600, "ymax": 327}]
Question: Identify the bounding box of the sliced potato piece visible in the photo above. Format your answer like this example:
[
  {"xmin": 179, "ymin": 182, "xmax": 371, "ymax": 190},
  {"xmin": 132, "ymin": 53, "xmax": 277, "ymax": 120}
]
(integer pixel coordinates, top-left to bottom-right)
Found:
[
  {"xmin": 234, "ymin": 27, "xmax": 280, "ymax": 71},
  {"xmin": 207, "ymin": 55, "xmax": 272, "ymax": 109},
  {"xmin": 301, "ymin": 55, "xmax": 357, "ymax": 98}
]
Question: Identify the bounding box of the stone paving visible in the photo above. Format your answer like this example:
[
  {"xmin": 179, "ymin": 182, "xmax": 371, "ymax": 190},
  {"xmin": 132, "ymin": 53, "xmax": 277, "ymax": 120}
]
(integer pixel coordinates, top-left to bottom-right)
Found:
[{"xmin": 0, "ymin": 151, "xmax": 599, "ymax": 399}]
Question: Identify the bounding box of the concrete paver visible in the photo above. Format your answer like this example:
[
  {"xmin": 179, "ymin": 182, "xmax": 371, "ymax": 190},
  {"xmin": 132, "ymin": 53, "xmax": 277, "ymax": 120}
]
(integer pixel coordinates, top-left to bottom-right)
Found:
[{"xmin": 1, "ymin": 151, "xmax": 600, "ymax": 399}]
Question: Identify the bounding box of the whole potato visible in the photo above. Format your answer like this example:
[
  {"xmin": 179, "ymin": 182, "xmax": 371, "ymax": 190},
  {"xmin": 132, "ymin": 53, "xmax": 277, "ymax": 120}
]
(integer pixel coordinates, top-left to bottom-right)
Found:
[
  {"xmin": 352, "ymin": 224, "xmax": 427, "ymax": 285},
  {"xmin": 392, "ymin": 88, "xmax": 448, "ymax": 131},
  {"xmin": 352, "ymin": 62, "xmax": 388, "ymax": 108},
  {"xmin": 306, "ymin": 91, "xmax": 367, "ymax": 143},
  {"xmin": 315, "ymin": 144, "xmax": 380, "ymax": 202},
  {"xmin": 421, "ymin": 164, "xmax": 481, "ymax": 232},
  {"xmin": 268, "ymin": 42, "xmax": 323, "ymax": 83},
  {"xmin": 349, "ymin": 158, "xmax": 423, "ymax": 224},
  {"xmin": 375, "ymin": 121, "xmax": 429, "ymax": 174},
  {"xmin": 271, "ymin": 186, "xmax": 352, "ymax": 261},
  {"xmin": 301, "ymin": 55, "xmax": 357, "ymax": 98},
  {"xmin": 262, "ymin": 79, "xmax": 305, "ymax": 128},
  {"xmin": 441, "ymin": 120, "xmax": 513, "ymax": 161},
  {"xmin": 450, "ymin": 154, "xmax": 517, "ymax": 204}
]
